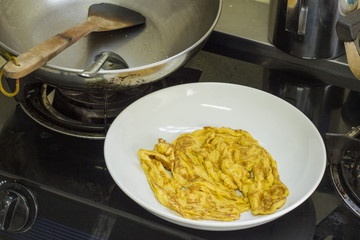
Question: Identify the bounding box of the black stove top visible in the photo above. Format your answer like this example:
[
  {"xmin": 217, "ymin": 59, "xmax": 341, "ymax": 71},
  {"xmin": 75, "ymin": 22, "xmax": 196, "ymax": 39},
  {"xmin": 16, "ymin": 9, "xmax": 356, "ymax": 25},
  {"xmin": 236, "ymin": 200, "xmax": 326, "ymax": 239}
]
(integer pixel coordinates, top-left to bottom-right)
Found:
[
  {"xmin": 0, "ymin": 97, "xmax": 318, "ymax": 240},
  {"xmin": 0, "ymin": 67, "xmax": 360, "ymax": 239}
]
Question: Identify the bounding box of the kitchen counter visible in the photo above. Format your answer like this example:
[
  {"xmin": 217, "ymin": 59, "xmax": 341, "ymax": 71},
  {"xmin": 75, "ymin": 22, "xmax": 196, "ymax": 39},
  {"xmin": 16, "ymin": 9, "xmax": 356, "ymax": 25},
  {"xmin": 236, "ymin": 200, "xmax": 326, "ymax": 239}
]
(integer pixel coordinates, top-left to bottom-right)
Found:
[{"xmin": 204, "ymin": 0, "xmax": 360, "ymax": 93}]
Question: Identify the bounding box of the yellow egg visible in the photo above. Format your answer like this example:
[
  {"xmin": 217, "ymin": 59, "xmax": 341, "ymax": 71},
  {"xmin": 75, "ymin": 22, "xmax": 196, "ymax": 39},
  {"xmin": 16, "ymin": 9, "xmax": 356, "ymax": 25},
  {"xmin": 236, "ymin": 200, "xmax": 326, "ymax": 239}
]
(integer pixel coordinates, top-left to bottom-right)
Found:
[{"xmin": 138, "ymin": 127, "xmax": 289, "ymax": 221}]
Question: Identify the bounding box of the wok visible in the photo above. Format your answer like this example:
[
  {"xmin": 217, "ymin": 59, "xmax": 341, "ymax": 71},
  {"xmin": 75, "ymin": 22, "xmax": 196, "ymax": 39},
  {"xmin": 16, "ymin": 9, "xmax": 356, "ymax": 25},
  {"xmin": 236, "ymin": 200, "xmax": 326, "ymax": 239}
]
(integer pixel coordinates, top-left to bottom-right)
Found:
[{"xmin": 0, "ymin": 0, "xmax": 222, "ymax": 90}]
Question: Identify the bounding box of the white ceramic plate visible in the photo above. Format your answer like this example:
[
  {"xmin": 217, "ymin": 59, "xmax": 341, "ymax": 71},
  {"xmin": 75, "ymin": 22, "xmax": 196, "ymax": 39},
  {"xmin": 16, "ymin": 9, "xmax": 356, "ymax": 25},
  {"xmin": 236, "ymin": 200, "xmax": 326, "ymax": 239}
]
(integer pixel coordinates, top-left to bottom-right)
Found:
[{"xmin": 104, "ymin": 82, "xmax": 326, "ymax": 231}]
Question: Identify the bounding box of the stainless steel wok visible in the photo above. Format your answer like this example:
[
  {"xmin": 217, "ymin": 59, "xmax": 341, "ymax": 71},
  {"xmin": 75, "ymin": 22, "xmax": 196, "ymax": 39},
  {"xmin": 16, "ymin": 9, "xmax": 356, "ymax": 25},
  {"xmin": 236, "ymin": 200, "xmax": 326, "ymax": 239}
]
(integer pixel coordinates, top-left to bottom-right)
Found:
[{"xmin": 0, "ymin": 0, "xmax": 222, "ymax": 90}]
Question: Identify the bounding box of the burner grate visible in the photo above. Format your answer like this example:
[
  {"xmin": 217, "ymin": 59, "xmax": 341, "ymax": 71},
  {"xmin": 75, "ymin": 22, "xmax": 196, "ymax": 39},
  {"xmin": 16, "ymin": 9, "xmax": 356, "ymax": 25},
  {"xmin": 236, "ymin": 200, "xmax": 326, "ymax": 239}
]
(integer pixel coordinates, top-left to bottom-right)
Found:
[
  {"xmin": 11, "ymin": 67, "xmax": 202, "ymax": 139},
  {"xmin": 53, "ymin": 84, "xmax": 153, "ymax": 125},
  {"xmin": 327, "ymin": 130, "xmax": 360, "ymax": 217},
  {"xmin": 341, "ymin": 152, "xmax": 360, "ymax": 203}
]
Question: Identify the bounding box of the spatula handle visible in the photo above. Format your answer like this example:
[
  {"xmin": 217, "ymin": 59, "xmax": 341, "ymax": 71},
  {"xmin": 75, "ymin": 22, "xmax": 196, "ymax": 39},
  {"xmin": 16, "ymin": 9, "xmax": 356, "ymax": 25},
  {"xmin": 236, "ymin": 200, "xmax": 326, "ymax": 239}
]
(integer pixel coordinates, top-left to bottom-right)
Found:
[{"xmin": 3, "ymin": 21, "xmax": 99, "ymax": 79}]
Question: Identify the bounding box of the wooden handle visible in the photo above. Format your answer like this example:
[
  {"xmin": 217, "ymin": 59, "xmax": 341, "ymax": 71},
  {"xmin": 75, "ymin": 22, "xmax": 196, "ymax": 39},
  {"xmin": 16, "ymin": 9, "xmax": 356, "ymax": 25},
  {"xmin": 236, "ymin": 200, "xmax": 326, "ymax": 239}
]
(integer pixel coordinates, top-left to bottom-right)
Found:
[
  {"xmin": 3, "ymin": 21, "xmax": 99, "ymax": 79},
  {"xmin": 344, "ymin": 41, "xmax": 360, "ymax": 80}
]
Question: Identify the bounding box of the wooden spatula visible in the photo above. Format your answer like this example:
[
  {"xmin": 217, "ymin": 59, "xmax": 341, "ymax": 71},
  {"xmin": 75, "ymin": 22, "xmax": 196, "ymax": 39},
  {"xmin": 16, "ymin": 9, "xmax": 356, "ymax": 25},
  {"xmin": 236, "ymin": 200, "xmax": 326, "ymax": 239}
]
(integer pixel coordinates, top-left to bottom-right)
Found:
[{"xmin": 3, "ymin": 3, "xmax": 146, "ymax": 79}]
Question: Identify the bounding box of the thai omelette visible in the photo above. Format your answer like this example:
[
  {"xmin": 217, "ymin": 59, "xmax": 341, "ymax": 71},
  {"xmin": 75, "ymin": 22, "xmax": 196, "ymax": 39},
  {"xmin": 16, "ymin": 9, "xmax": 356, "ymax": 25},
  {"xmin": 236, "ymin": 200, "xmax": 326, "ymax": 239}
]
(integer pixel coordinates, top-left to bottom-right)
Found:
[{"xmin": 137, "ymin": 127, "xmax": 289, "ymax": 221}]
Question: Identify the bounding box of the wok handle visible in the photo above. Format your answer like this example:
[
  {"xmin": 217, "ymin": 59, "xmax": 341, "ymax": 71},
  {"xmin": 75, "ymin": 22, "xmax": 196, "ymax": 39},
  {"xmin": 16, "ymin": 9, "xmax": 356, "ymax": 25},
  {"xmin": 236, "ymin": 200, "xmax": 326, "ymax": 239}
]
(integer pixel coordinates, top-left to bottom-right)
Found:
[
  {"xmin": 2, "ymin": 21, "xmax": 99, "ymax": 79},
  {"xmin": 336, "ymin": 8, "xmax": 360, "ymax": 42}
]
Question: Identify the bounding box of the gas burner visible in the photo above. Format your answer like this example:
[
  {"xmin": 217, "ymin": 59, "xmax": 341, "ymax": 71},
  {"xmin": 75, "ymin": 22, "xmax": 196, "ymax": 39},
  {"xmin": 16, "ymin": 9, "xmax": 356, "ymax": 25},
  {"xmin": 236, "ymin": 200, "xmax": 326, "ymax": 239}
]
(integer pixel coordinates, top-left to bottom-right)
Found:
[
  {"xmin": 327, "ymin": 126, "xmax": 360, "ymax": 217},
  {"xmin": 340, "ymin": 152, "xmax": 360, "ymax": 203},
  {"xmin": 53, "ymin": 84, "xmax": 153, "ymax": 125},
  {"xmin": 19, "ymin": 83, "xmax": 153, "ymax": 139},
  {"xmin": 11, "ymin": 67, "xmax": 202, "ymax": 139}
]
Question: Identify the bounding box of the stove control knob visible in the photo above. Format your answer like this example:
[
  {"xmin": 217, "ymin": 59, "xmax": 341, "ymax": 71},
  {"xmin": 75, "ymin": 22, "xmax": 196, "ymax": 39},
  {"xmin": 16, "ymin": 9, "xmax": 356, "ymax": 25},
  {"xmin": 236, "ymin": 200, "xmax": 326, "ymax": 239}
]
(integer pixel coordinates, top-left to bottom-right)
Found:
[{"xmin": 0, "ymin": 181, "xmax": 37, "ymax": 232}]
